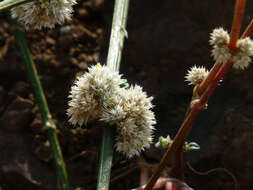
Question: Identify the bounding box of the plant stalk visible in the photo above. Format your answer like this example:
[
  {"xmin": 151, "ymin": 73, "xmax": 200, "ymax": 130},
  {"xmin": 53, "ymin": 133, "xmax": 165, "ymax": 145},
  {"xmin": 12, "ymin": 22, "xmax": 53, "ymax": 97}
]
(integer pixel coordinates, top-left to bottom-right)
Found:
[
  {"xmin": 106, "ymin": 0, "xmax": 130, "ymax": 71},
  {"xmin": 96, "ymin": 0, "xmax": 130, "ymax": 190},
  {"xmin": 9, "ymin": 17, "xmax": 70, "ymax": 190},
  {"xmin": 197, "ymin": 62, "xmax": 222, "ymax": 96},
  {"xmin": 144, "ymin": 0, "xmax": 246, "ymax": 189},
  {"xmin": 229, "ymin": 0, "xmax": 246, "ymax": 49},
  {"xmin": 144, "ymin": 106, "xmax": 200, "ymax": 190},
  {"xmin": 200, "ymin": 60, "xmax": 233, "ymax": 105}
]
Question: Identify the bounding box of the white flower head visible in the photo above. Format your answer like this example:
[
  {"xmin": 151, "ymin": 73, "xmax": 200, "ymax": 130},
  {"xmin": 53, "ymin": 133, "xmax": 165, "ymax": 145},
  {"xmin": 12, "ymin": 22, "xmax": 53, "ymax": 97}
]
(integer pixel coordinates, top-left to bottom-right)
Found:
[
  {"xmin": 232, "ymin": 37, "xmax": 253, "ymax": 70},
  {"xmin": 209, "ymin": 28, "xmax": 231, "ymax": 64},
  {"xmin": 210, "ymin": 27, "xmax": 253, "ymax": 69},
  {"xmin": 67, "ymin": 64, "xmax": 156, "ymax": 158},
  {"xmin": 185, "ymin": 65, "xmax": 209, "ymax": 86},
  {"xmin": 115, "ymin": 118, "xmax": 153, "ymax": 158},
  {"xmin": 113, "ymin": 85, "xmax": 156, "ymax": 158},
  {"xmin": 11, "ymin": 0, "xmax": 77, "ymax": 29},
  {"xmin": 67, "ymin": 63, "xmax": 126, "ymax": 126},
  {"xmin": 209, "ymin": 27, "xmax": 230, "ymax": 46}
]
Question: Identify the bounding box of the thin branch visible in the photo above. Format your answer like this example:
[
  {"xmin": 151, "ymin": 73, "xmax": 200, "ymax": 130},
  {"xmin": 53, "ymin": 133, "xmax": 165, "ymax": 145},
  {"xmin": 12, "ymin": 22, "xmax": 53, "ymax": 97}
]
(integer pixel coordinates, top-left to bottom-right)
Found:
[
  {"xmin": 200, "ymin": 60, "xmax": 233, "ymax": 105},
  {"xmin": 241, "ymin": 19, "xmax": 253, "ymax": 38},
  {"xmin": 144, "ymin": 106, "xmax": 200, "ymax": 190},
  {"xmin": 197, "ymin": 62, "xmax": 222, "ymax": 96},
  {"xmin": 229, "ymin": 0, "xmax": 246, "ymax": 49},
  {"xmin": 187, "ymin": 162, "xmax": 238, "ymax": 190}
]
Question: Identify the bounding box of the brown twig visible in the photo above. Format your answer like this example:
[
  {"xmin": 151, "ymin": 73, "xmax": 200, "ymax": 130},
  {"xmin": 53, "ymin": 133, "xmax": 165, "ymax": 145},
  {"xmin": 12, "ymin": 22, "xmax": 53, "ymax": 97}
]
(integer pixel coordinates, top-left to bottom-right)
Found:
[
  {"xmin": 144, "ymin": 105, "xmax": 201, "ymax": 190},
  {"xmin": 187, "ymin": 162, "xmax": 238, "ymax": 190},
  {"xmin": 200, "ymin": 60, "xmax": 233, "ymax": 105},
  {"xmin": 241, "ymin": 19, "xmax": 253, "ymax": 38},
  {"xmin": 229, "ymin": 0, "xmax": 246, "ymax": 49},
  {"xmin": 196, "ymin": 62, "xmax": 222, "ymax": 96}
]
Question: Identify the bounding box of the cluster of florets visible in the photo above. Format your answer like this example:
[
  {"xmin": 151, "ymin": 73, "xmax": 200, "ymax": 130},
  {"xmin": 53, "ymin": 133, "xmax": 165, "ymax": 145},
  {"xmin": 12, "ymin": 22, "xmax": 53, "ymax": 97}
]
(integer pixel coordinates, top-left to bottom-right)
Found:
[
  {"xmin": 185, "ymin": 65, "xmax": 209, "ymax": 86},
  {"xmin": 185, "ymin": 27, "xmax": 253, "ymax": 86},
  {"xmin": 11, "ymin": 0, "xmax": 77, "ymax": 29},
  {"xmin": 210, "ymin": 27, "xmax": 253, "ymax": 69},
  {"xmin": 67, "ymin": 63, "xmax": 156, "ymax": 158}
]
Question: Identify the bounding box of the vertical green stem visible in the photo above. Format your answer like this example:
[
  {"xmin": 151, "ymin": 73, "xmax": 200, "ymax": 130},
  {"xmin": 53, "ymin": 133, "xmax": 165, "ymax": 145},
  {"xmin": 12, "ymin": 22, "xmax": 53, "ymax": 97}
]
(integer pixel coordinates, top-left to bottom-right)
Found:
[
  {"xmin": 106, "ymin": 0, "xmax": 130, "ymax": 71},
  {"xmin": 96, "ymin": 0, "xmax": 130, "ymax": 190},
  {"xmin": 97, "ymin": 127, "xmax": 115, "ymax": 190},
  {"xmin": 9, "ymin": 17, "xmax": 70, "ymax": 190}
]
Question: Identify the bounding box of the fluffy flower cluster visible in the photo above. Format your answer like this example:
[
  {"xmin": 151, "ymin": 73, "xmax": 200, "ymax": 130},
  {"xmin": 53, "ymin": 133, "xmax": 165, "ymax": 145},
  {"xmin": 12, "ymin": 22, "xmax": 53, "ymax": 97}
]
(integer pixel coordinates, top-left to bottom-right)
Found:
[
  {"xmin": 209, "ymin": 28, "xmax": 230, "ymax": 64},
  {"xmin": 112, "ymin": 86, "xmax": 155, "ymax": 157},
  {"xmin": 210, "ymin": 27, "xmax": 253, "ymax": 70},
  {"xmin": 185, "ymin": 65, "xmax": 209, "ymax": 86},
  {"xmin": 67, "ymin": 64, "xmax": 125, "ymax": 126},
  {"xmin": 232, "ymin": 38, "xmax": 253, "ymax": 69},
  {"xmin": 67, "ymin": 64, "xmax": 156, "ymax": 158},
  {"xmin": 11, "ymin": 0, "xmax": 77, "ymax": 29}
]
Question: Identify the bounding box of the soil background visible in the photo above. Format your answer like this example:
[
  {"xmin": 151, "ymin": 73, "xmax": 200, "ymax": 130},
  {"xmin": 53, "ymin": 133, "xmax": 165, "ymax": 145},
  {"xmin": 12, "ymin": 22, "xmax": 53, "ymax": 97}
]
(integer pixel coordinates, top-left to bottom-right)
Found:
[{"xmin": 0, "ymin": 0, "xmax": 253, "ymax": 189}]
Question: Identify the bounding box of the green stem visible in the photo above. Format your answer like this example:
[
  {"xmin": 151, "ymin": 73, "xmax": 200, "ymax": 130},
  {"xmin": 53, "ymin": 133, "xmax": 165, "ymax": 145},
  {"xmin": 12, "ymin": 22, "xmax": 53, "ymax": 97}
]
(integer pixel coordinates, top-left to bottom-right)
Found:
[
  {"xmin": 0, "ymin": 0, "xmax": 31, "ymax": 12},
  {"xmin": 97, "ymin": 127, "xmax": 115, "ymax": 190},
  {"xmin": 96, "ymin": 0, "xmax": 130, "ymax": 190},
  {"xmin": 106, "ymin": 0, "xmax": 130, "ymax": 71},
  {"xmin": 8, "ymin": 16, "xmax": 71, "ymax": 190}
]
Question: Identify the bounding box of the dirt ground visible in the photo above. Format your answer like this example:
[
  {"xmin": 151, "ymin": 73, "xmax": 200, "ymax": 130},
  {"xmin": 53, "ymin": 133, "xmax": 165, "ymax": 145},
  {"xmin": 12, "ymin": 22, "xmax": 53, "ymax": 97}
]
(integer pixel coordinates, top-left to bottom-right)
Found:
[{"xmin": 0, "ymin": 0, "xmax": 253, "ymax": 190}]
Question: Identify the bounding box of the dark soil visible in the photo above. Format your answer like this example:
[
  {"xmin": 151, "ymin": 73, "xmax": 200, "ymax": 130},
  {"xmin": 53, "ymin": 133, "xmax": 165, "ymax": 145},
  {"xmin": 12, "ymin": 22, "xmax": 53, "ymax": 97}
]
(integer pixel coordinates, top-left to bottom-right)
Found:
[{"xmin": 1, "ymin": 0, "xmax": 253, "ymax": 190}]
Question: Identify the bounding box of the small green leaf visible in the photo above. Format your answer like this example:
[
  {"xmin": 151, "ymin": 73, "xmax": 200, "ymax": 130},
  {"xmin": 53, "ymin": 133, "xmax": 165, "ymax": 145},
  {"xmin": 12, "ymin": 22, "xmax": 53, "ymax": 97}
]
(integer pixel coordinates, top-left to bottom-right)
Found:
[
  {"xmin": 184, "ymin": 142, "xmax": 200, "ymax": 151},
  {"xmin": 155, "ymin": 135, "xmax": 173, "ymax": 149}
]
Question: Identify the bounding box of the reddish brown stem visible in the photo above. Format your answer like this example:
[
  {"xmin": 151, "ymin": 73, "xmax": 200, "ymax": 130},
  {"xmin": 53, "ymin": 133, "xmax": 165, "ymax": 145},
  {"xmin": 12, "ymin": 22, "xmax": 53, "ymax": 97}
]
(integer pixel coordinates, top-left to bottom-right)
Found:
[
  {"xmin": 144, "ymin": 106, "xmax": 200, "ymax": 190},
  {"xmin": 200, "ymin": 60, "xmax": 233, "ymax": 105},
  {"xmin": 229, "ymin": 0, "xmax": 246, "ymax": 49},
  {"xmin": 144, "ymin": 1, "xmax": 246, "ymax": 190},
  {"xmin": 241, "ymin": 19, "xmax": 253, "ymax": 38},
  {"xmin": 197, "ymin": 62, "xmax": 222, "ymax": 96}
]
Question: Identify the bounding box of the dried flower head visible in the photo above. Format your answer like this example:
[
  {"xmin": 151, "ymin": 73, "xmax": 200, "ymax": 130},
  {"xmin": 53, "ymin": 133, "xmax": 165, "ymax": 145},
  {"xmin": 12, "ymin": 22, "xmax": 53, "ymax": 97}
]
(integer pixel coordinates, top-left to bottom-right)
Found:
[
  {"xmin": 232, "ymin": 37, "xmax": 253, "ymax": 70},
  {"xmin": 67, "ymin": 64, "xmax": 156, "ymax": 158},
  {"xmin": 11, "ymin": 0, "xmax": 77, "ymax": 29},
  {"xmin": 185, "ymin": 65, "xmax": 209, "ymax": 86},
  {"xmin": 209, "ymin": 28, "xmax": 231, "ymax": 64},
  {"xmin": 209, "ymin": 27, "xmax": 230, "ymax": 46},
  {"xmin": 210, "ymin": 27, "xmax": 253, "ymax": 69},
  {"xmin": 67, "ymin": 63, "xmax": 126, "ymax": 126},
  {"xmin": 113, "ymin": 85, "xmax": 156, "ymax": 158}
]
